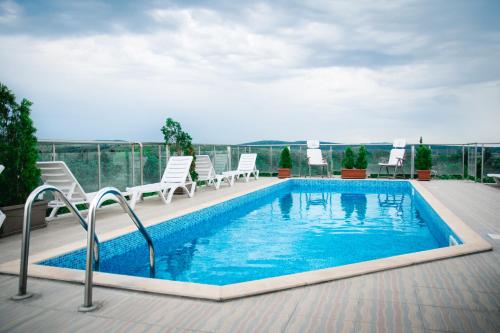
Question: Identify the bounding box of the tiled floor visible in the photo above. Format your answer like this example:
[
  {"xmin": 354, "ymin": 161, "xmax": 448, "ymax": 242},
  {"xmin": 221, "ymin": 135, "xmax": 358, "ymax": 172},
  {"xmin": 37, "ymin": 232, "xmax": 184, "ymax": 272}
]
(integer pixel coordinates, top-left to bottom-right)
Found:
[{"xmin": 0, "ymin": 180, "xmax": 499, "ymax": 332}]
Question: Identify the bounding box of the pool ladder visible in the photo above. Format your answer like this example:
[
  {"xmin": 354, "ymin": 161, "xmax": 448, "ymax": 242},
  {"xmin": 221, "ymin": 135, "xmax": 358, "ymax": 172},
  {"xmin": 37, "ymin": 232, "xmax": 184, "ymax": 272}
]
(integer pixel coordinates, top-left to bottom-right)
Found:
[{"xmin": 12, "ymin": 186, "xmax": 155, "ymax": 312}]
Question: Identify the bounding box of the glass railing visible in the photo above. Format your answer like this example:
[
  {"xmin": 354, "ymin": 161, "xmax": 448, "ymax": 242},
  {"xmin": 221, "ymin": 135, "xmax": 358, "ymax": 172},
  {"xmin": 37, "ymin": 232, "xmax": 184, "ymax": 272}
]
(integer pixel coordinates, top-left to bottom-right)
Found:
[{"xmin": 36, "ymin": 140, "xmax": 500, "ymax": 192}]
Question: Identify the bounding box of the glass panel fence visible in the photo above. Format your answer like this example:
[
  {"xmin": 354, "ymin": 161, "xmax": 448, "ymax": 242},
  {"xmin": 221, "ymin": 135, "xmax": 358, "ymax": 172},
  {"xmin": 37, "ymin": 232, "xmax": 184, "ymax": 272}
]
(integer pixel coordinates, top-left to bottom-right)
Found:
[{"xmin": 35, "ymin": 141, "xmax": 498, "ymax": 188}]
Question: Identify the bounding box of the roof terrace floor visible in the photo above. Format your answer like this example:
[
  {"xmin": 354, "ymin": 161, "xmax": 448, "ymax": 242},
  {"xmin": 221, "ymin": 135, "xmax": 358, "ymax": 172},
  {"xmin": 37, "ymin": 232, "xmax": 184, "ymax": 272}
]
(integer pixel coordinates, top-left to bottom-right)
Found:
[{"xmin": 0, "ymin": 179, "xmax": 499, "ymax": 332}]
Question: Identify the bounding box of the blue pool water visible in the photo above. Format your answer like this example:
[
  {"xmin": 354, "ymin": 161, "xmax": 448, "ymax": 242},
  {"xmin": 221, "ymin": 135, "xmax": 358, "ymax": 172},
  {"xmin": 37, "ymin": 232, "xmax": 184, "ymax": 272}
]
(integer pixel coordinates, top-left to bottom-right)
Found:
[{"xmin": 41, "ymin": 180, "xmax": 461, "ymax": 285}]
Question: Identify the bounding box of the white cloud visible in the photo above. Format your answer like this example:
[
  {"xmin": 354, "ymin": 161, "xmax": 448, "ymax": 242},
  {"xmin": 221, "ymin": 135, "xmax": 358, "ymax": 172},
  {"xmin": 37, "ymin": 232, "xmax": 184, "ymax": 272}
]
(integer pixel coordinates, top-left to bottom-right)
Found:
[
  {"xmin": 0, "ymin": 2, "xmax": 499, "ymax": 143},
  {"xmin": 0, "ymin": 0, "xmax": 21, "ymax": 24}
]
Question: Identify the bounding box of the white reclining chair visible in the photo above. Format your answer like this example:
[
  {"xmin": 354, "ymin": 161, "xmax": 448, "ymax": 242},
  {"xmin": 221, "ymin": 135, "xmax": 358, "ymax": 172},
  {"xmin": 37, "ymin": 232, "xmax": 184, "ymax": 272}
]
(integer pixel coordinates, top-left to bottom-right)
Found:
[
  {"xmin": 195, "ymin": 155, "xmax": 231, "ymax": 189},
  {"xmin": 378, "ymin": 139, "xmax": 406, "ymax": 179},
  {"xmin": 213, "ymin": 153, "xmax": 229, "ymax": 174},
  {"xmin": 0, "ymin": 165, "xmax": 5, "ymax": 228},
  {"xmin": 306, "ymin": 140, "xmax": 329, "ymax": 177},
  {"xmin": 487, "ymin": 174, "xmax": 500, "ymax": 185},
  {"xmin": 37, "ymin": 161, "xmax": 125, "ymax": 219},
  {"xmin": 127, "ymin": 156, "xmax": 196, "ymax": 208},
  {"xmin": 223, "ymin": 153, "xmax": 259, "ymax": 185}
]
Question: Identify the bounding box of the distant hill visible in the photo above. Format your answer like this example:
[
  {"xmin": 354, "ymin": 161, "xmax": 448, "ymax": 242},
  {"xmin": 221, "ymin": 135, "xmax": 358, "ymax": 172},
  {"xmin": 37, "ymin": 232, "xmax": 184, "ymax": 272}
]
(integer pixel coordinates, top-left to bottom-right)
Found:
[{"xmin": 240, "ymin": 140, "xmax": 337, "ymax": 145}]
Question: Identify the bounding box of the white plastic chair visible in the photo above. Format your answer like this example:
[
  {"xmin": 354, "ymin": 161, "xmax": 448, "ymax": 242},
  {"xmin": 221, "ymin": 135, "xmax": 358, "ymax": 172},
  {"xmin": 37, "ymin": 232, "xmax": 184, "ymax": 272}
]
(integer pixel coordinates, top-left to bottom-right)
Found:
[
  {"xmin": 126, "ymin": 156, "xmax": 196, "ymax": 208},
  {"xmin": 223, "ymin": 153, "xmax": 259, "ymax": 185},
  {"xmin": 195, "ymin": 155, "xmax": 231, "ymax": 189},
  {"xmin": 306, "ymin": 140, "xmax": 329, "ymax": 177},
  {"xmin": 37, "ymin": 161, "xmax": 118, "ymax": 219},
  {"xmin": 378, "ymin": 139, "xmax": 406, "ymax": 178}
]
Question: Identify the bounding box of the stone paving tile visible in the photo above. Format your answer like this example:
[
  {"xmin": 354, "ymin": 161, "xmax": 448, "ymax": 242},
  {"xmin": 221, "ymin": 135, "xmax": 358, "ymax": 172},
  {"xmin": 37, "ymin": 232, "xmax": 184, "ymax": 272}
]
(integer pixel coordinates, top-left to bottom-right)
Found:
[
  {"xmin": 284, "ymin": 314, "xmax": 358, "ymax": 333},
  {"xmin": 420, "ymin": 305, "xmax": 500, "ymax": 333},
  {"xmin": 416, "ymin": 286, "xmax": 500, "ymax": 313},
  {"xmin": 5, "ymin": 307, "xmax": 168, "ymax": 333},
  {"xmin": 0, "ymin": 302, "xmax": 46, "ymax": 333}
]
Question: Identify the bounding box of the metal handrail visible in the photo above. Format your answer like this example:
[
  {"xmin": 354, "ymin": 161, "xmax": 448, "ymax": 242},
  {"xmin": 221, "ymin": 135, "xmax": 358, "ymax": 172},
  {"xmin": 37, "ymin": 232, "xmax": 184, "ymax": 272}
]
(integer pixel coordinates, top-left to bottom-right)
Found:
[
  {"xmin": 12, "ymin": 185, "xmax": 100, "ymax": 300},
  {"xmin": 79, "ymin": 187, "xmax": 155, "ymax": 312}
]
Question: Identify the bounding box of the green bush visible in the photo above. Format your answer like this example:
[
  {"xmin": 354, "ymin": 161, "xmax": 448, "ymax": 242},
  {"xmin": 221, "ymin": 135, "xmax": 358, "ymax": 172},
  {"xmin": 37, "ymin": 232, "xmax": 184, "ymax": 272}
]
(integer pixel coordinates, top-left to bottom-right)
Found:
[
  {"xmin": 415, "ymin": 137, "xmax": 432, "ymax": 170},
  {"xmin": 342, "ymin": 147, "xmax": 355, "ymax": 169},
  {"xmin": 161, "ymin": 118, "xmax": 198, "ymax": 181},
  {"xmin": 279, "ymin": 147, "xmax": 292, "ymax": 168},
  {"xmin": 0, "ymin": 83, "xmax": 40, "ymax": 206},
  {"xmin": 355, "ymin": 145, "xmax": 368, "ymax": 169}
]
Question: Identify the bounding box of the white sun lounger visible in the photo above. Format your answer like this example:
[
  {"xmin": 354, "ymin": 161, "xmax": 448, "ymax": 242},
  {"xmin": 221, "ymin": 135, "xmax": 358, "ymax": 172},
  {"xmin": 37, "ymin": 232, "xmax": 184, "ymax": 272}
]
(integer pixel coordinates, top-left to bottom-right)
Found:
[
  {"xmin": 487, "ymin": 174, "xmax": 500, "ymax": 185},
  {"xmin": 306, "ymin": 140, "xmax": 329, "ymax": 177},
  {"xmin": 378, "ymin": 139, "xmax": 406, "ymax": 178},
  {"xmin": 213, "ymin": 153, "xmax": 229, "ymax": 174},
  {"xmin": 37, "ymin": 161, "xmax": 124, "ymax": 219},
  {"xmin": 126, "ymin": 156, "xmax": 196, "ymax": 208},
  {"xmin": 0, "ymin": 165, "xmax": 5, "ymax": 228},
  {"xmin": 195, "ymin": 155, "xmax": 231, "ymax": 189},
  {"xmin": 223, "ymin": 153, "xmax": 259, "ymax": 185}
]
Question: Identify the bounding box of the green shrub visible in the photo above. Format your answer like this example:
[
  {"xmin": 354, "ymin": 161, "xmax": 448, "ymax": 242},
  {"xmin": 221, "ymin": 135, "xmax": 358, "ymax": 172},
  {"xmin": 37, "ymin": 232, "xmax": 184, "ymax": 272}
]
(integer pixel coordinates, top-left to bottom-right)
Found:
[
  {"xmin": 415, "ymin": 137, "xmax": 432, "ymax": 170},
  {"xmin": 0, "ymin": 83, "xmax": 40, "ymax": 206},
  {"xmin": 355, "ymin": 145, "xmax": 368, "ymax": 169},
  {"xmin": 161, "ymin": 117, "xmax": 198, "ymax": 181},
  {"xmin": 342, "ymin": 147, "xmax": 355, "ymax": 169},
  {"xmin": 279, "ymin": 147, "xmax": 292, "ymax": 168}
]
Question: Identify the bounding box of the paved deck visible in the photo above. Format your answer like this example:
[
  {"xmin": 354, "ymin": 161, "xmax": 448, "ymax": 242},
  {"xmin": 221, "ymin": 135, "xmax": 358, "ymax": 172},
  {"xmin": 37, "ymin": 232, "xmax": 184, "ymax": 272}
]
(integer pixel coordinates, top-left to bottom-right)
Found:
[{"xmin": 0, "ymin": 180, "xmax": 499, "ymax": 332}]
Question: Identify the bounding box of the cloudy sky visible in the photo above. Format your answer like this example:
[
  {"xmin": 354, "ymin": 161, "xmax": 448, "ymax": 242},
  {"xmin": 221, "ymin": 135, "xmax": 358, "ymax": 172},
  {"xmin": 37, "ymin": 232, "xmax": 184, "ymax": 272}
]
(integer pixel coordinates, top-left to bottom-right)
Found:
[{"xmin": 1, "ymin": 0, "xmax": 499, "ymax": 144}]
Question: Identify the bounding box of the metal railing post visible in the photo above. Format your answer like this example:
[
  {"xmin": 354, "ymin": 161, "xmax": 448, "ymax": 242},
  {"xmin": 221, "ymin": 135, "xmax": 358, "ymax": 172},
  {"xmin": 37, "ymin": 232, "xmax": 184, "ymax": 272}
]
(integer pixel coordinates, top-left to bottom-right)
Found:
[
  {"xmin": 270, "ymin": 146, "xmax": 273, "ymax": 175},
  {"xmin": 131, "ymin": 144, "xmax": 135, "ymax": 186},
  {"xmin": 51, "ymin": 143, "xmax": 56, "ymax": 161},
  {"xmin": 158, "ymin": 145, "xmax": 162, "ymax": 181},
  {"xmin": 97, "ymin": 144, "xmax": 101, "ymax": 189},
  {"xmin": 411, "ymin": 145, "xmax": 415, "ymax": 179},
  {"xmin": 462, "ymin": 145, "xmax": 465, "ymax": 179},
  {"xmin": 329, "ymin": 145, "xmax": 333, "ymax": 177},
  {"xmin": 481, "ymin": 145, "xmax": 485, "ymax": 183},
  {"xmin": 474, "ymin": 144, "xmax": 478, "ymax": 181},
  {"xmin": 139, "ymin": 143, "xmax": 144, "ymax": 185},
  {"xmin": 299, "ymin": 146, "xmax": 302, "ymax": 177}
]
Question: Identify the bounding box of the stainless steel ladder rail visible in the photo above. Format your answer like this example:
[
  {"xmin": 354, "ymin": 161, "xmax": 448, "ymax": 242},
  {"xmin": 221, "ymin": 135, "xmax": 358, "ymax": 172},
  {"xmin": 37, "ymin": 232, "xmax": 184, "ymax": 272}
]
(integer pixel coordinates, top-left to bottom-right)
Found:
[
  {"xmin": 78, "ymin": 187, "xmax": 155, "ymax": 312},
  {"xmin": 13, "ymin": 184, "xmax": 101, "ymax": 300}
]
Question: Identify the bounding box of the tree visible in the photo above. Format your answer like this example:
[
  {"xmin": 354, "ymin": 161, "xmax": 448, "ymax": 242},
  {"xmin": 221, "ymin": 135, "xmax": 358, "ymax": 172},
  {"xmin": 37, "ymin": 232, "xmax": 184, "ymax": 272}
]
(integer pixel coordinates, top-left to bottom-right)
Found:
[
  {"xmin": 161, "ymin": 118, "xmax": 198, "ymax": 181},
  {"xmin": 355, "ymin": 145, "xmax": 368, "ymax": 169},
  {"xmin": 342, "ymin": 147, "xmax": 355, "ymax": 169},
  {"xmin": 415, "ymin": 137, "xmax": 432, "ymax": 170},
  {"xmin": 0, "ymin": 83, "xmax": 40, "ymax": 206},
  {"xmin": 279, "ymin": 147, "xmax": 292, "ymax": 168}
]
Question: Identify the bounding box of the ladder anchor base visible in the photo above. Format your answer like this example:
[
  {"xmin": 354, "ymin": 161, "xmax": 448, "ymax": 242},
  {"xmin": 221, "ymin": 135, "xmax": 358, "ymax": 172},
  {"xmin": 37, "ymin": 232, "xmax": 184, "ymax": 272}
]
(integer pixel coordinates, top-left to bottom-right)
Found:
[{"xmin": 12, "ymin": 293, "xmax": 33, "ymax": 301}]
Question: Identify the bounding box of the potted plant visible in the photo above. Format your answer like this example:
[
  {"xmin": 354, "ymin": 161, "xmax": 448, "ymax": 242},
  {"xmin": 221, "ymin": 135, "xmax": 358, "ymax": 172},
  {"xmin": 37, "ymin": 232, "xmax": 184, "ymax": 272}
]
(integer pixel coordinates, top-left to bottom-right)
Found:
[
  {"xmin": 341, "ymin": 146, "xmax": 368, "ymax": 179},
  {"xmin": 0, "ymin": 83, "xmax": 47, "ymax": 237},
  {"xmin": 278, "ymin": 147, "xmax": 292, "ymax": 178},
  {"xmin": 415, "ymin": 137, "xmax": 432, "ymax": 181}
]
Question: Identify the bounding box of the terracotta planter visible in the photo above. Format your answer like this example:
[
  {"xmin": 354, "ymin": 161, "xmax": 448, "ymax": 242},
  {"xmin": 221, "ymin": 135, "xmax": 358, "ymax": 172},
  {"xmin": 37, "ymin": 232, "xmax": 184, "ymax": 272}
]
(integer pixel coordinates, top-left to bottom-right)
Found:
[
  {"xmin": 417, "ymin": 170, "xmax": 431, "ymax": 181},
  {"xmin": 278, "ymin": 168, "xmax": 291, "ymax": 179},
  {"xmin": 0, "ymin": 200, "xmax": 48, "ymax": 238},
  {"xmin": 341, "ymin": 169, "xmax": 367, "ymax": 179}
]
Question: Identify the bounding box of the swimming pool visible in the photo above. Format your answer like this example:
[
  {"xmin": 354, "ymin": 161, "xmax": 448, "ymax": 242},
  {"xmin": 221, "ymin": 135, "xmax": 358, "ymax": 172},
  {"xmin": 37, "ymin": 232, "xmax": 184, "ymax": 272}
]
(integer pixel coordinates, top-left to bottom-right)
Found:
[{"xmin": 41, "ymin": 179, "xmax": 461, "ymax": 286}]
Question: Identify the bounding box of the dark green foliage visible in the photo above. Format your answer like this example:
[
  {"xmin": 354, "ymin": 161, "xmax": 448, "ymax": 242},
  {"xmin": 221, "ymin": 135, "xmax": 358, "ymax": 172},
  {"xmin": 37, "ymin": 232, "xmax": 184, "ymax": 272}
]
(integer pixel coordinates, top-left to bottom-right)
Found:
[
  {"xmin": 342, "ymin": 147, "xmax": 355, "ymax": 169},
  {"xmin": 0, "ymin": 83, "xmax": 40, "ymax": 206},
  {"xmin": 415, "ymin": 138, "xmax": 432, "ymax": 170},
  {"xmin": 143, "ymin": 146, "xmax": 160, "ymax": 183},
  {"xmin": 355, "ymin": 145, "xmax": 368, "ymax": 169},
  {"xmin": 161, "ymin": 117, "xmax": 198, "ymax": 181},
  {"xmin": 279, "ymin": 147, "xmax": 292, "ymax": 168}
]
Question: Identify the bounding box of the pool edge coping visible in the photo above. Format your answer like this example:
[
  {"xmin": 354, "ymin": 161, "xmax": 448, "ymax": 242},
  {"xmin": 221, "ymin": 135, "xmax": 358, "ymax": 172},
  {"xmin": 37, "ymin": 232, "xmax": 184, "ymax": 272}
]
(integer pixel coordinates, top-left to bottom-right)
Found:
[{"xmin": 0, "ymin": 178, "xmax": 492, "ymax": 301}]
